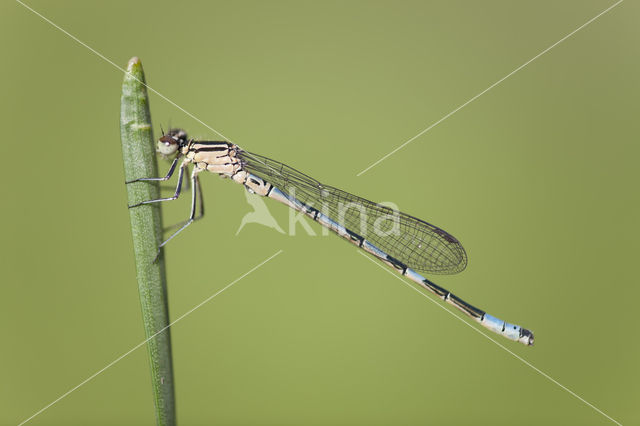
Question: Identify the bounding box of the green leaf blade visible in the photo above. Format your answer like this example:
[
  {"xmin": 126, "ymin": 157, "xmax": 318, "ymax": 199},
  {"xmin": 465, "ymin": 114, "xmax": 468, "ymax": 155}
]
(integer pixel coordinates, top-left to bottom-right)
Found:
[{"xmin": 120, "ymin": 56, "xmax": 176, "ymax": 426}]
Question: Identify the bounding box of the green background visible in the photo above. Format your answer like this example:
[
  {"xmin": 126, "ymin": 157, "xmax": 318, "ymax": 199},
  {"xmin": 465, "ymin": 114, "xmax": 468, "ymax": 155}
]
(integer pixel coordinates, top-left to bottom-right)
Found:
[{"xmin": 2, "ymin": 1, "xmax": 638, "ymax": 424}]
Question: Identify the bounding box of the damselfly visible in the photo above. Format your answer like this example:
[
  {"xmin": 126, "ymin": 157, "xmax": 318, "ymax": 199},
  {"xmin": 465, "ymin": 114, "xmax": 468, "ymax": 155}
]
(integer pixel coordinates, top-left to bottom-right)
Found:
[{"xmin": 126, "ymin": 129, "xmax": 534, "ymax": 346}]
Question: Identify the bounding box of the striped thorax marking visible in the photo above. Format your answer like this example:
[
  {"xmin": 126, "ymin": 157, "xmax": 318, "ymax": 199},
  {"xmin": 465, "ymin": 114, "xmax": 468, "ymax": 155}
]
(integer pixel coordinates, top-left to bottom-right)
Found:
[
  {"xmin": 173, "ymin": 139, "xmax": 272, "ymax": 195},
  {"xmin": 182, "ymin": 141, "xmax": 241, "ymax": 176}
]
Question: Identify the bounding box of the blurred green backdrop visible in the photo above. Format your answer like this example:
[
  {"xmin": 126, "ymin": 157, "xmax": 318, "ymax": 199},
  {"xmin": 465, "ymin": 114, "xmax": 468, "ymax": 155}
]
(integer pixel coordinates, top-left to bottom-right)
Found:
[{"xmin": 1, "ymin": 1, "xmax": 638, "ymax": 425}]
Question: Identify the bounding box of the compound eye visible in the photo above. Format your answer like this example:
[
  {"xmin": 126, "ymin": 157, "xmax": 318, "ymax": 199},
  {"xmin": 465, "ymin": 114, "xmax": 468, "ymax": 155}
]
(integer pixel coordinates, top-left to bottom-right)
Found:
[
  {"xmin": 169, "ymin": 128, "xmax": 188, "ymax": 142},
  {"xmin": 157, "ymin": 135, "xmax": 179, "ymax": 156}
]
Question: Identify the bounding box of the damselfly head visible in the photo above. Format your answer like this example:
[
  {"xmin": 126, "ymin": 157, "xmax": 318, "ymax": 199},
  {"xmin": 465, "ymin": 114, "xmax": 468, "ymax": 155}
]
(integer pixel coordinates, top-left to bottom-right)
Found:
[{"xmin": 157, "ymin": 128, "xmax": 188, "ymax": 157}]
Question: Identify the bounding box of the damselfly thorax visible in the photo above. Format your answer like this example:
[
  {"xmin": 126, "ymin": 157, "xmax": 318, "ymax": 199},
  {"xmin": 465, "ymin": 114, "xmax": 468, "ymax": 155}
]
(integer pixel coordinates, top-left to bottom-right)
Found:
[{"xmin": 160, "ymin": 131, "xmax": 273, "ymax": 196}]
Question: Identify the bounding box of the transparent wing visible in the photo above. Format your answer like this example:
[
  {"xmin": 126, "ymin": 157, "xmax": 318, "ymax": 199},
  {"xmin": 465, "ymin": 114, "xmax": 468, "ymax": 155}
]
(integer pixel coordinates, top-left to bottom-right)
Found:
[{"xmin": 238, "ymin": 150, "xmax": 467, "ymax": 274}]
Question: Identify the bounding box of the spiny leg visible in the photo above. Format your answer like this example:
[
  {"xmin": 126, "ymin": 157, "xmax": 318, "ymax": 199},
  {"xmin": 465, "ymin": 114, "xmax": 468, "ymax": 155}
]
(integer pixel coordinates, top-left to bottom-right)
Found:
[
  {"xmin": 184, "ymin": 164, "xmax": 192, "ymax": 192},
  {"xmin": 163, "ymin": 173, "xmax": 205, "ymax": 232},
  {"xmin": 128, "ymin": 161, "xmax": 187, "ymax": 208},
  {"xmin": 160, "ymin": 163, "xmax": 191, "ymax": 192},
  {"xmin": 156, "ymin": 168, "xmax": 201, "ymax": 258},
  {"xmin": 125, "ymin": 155, "xmax": 180, "ymax": 184},
  {"xmin": 194, "ymin": 174, "xmax": 204, "ymax": 219}
]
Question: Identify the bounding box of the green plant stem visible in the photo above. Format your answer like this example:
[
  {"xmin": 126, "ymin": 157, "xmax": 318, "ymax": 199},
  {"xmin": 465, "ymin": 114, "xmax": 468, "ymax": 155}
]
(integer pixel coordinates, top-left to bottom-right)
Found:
[{"xmin": 120, "ymin": 57, "xmax": 176, "ymax": 426}]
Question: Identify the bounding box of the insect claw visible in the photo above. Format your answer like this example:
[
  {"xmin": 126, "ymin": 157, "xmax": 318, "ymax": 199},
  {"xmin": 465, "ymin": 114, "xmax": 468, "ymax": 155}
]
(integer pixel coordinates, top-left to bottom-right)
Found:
[{"xmin": 152, "ymin": 248, "xmax": 162, "ymax": 264}]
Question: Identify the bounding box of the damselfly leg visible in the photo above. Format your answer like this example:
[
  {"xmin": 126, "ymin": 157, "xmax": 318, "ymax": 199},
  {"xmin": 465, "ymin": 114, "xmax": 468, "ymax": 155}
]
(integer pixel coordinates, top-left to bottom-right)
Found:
[
  {"xmin": 127, "ymin": 164, "xmax": 202, "ymax": 262},
  {"xmin": 159, "ymin": 168, "xmax": 202, "ymax": 249},
  {"xmin": 160, "ymin": 163, "xmax": 191, "ymax": 192},
  {"xmin": 127, "ymin": 160, "xmax": 187, "ymax": 208},
  {"xmin": 125, "ymin": 155, "xmax": 180, "ymax": 185},
  {"xmin": 164, "ymin": 173, "xmax": 205, "ymax": 232}
]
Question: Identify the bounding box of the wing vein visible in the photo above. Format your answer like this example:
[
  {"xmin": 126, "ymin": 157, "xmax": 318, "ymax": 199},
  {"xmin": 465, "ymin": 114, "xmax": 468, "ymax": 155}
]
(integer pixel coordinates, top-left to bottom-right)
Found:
[{"xmin": 238, "ymin": 150, "xmax": 467, "ymax": 274}]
